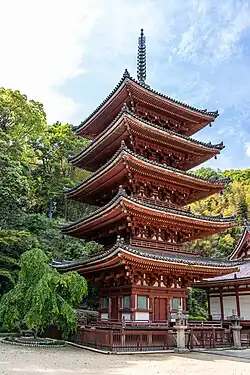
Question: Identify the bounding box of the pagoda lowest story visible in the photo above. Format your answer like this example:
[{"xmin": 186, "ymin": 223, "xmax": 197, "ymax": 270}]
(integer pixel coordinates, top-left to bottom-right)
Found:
[{"xmin": 53, "ymin": 30, "xmax": 238, "ymax": 339}]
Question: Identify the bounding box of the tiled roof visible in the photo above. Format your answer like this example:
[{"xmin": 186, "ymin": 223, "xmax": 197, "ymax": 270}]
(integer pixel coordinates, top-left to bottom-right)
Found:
[
  {"xmin": 65, "ymin": 143, "xmax": 229, "ymax": 196},
  {"xmin": 51, "ymin": 241, "xmax": 239, "ymax": 271},
  {"xmin": 229, "ymin": 226, "xmax": 250, "ymax": 260},
  {"xmin": 76, "ymin": 71, "xmax": 219, "ymax": 133},
  {"xmin": 72, "ymin": 107, "xmax": 224, "ymax": 164},
  {"xmin": 202, "ymin": 260, "xmax": 250, "ymax": 282},
  {"xmin": 126, "ymin": 246, "xmax": 240, "ymax": 269},
  {"xmin": 62, "ymin": 190, "xmax": 235, "ymax": 232}
]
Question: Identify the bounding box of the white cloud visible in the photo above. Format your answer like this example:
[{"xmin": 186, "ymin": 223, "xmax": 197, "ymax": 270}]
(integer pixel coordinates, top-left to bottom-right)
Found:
[
  {"xmin": 0, "ymin": 0, "xmax": 101, "ymax": 123},
  {"xmin": 0, "ymin": 0, "xmax": 167, "ymax": 123},
  {"xmin": 174, "ymin": 0, "xmax": 250, "ymax": 61},
  {"xmin": 244, "ymin": 142, "xmax": 250, "ymax": 157},
  {"xmin": 1, "ymin": 0, "xmax": 250, "ymax": 152}
]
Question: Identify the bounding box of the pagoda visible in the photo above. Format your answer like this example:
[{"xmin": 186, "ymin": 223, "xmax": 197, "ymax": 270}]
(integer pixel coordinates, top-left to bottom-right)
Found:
[{"xmin": 54, "ymin": 30, "xmax": 238, "ymax": 326}]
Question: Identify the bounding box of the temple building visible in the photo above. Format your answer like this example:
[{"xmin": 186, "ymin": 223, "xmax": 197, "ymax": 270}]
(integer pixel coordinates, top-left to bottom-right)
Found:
[
  {"xmin": 53, "ymin": 30, "xmax": 238, "ymax": 331},
  {"xmin": 197, "ymin": 226, "xmax": 250, "ymax": 326}
]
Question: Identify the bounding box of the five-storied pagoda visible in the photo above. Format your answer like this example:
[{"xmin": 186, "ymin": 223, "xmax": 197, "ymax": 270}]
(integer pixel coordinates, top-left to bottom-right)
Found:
[{"xmin": 53, "ymin": 30, "xmax": 238, "ymax": 325}]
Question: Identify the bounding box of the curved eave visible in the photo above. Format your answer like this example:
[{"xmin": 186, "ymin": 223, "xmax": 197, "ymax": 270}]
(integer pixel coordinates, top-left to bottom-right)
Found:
[
  {"xmin": 62, "ymin": 194, "xmax": 235, "ymax": 237},
  {"xmin": 52, "ymin": 245, "xmax": 238, "ymax": 278},
  {"xmin": 76, "ymin": 73, "xmax": 218, "ymax": 138},
  {"xmin": 66, "ymin": 147, "xmax": 226, "ymax": 204},
  {"xmin": 194, "ymin": 260, "xmax": 249, "ymax": 287},
  {"xmin": 120, "ymin": 250, "xmax": 239, "ymax": 278},
  {"xmin": 71, "ymin": 110, "xmax": 223, "ymax": 170},
  {"xmin": 229, "ymin": 227, "xmax": 250, "ymax": 260}
]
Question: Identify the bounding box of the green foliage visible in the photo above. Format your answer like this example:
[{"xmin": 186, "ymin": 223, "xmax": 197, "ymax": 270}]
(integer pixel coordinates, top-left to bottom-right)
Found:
[
  {"xmin": 187, "ymin": 288, "xmax": 207, "ymax": 318},
  {"xmin": 0, "ymin": 229, "xmax": 35, "ymax": 296},
  {"xmin": 18, "ymin": 213, "xmax": 103, "ymax": 261},
  {"xmin": 0, "ymin": 152, "xmax": 30, "ymax": 222},
  {"xmin": 0, "ymin": 249, "xmax": 87, "ymax": 338},
  {"xmin": 190, "ymin": 168, "xmax": 250, "ymax": 259},
  {"xmin": 224, "ymin": 168, "xmax": 250, "ymax": 183},
  {"xmin": 29, "ymin": 122, "xmax": 89, "ymax": 215},
  {"xmin": 193, "ymin": 167, "xmax": 222, "ymax": 180},
  {"xmin": 0, "ymin": 88, "xmax": 99, "ymax": 297},
  {"xmin": 0, "ymin": 88, "xmax": 46, "ymax": 144},
  {"xmin": 237, "ymin": 196, "xmax": 248, "ymax": 224},
  {"xmin": 188, "ymin": 315, "xmax": 207, "ymax": 321}
]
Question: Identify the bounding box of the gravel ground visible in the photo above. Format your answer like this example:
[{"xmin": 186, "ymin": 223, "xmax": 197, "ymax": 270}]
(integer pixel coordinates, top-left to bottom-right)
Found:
[{"xmin": 0, "ymin": 344, "xmax": 250, "ymax": 375}]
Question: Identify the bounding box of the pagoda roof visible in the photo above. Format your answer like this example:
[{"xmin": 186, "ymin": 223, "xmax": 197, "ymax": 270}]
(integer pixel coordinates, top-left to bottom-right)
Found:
[
  {"xmin": 76, "ymin": 71, "xmax": 219, "ymax": 139},
  {"xmin": 195, "ymin": 260, "xmax": 249, "ymax": 286},
  {"xmin": 193, "ymin": 227, "xmax": 250, "ymax": 287},
  {"xmin": 229, "ymin": 226, "xmax": 250, "ymax": 260},
  {"xmin": 52, "ymin": 241, "xmax": 239, "ymax": 279},
  {"xmin": 71, "ymin": 109, "xmax": 224, "ymax": 171},
  {"xmin": 62, "ymin": 191, "xmax": 235, "ymax": 241},
  {"xmin": 66, "ymin": 145, "xmax": 229, "ymax": 205}
]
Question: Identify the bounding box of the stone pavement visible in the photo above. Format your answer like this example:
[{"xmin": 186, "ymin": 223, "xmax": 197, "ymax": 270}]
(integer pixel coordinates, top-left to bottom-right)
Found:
[
  {"xmin": 193, "ymin": 347, "xmax": 250, "ymax": 360},
  {"xmin": 1, "ymin": 343, "xmax": 250, "ymax": 375}
]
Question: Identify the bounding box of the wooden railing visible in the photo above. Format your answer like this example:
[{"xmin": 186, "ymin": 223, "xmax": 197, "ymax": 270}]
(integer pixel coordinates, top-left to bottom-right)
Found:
[
  {"xmin": 130, "ymin": 239, "xmax": 196, "ymax": 254},
  {"xmin": 188, "ymin": 320, "xmax": 223, "ymax": 328},
  {"xmin": 93, "ymin": 318, "xmax": 170, "ymax": 329},
  {"xmin": 70, "ymin": 318, "xmax": 234, "ymax": 351},
  {"xmin": 71, "ymin": 327, "xmax": 177, "ymax": 352},
  {"xmin": 71, "ymin": 326, "xmax": 232, "ymax": 351},
  {"xmin": 187, "ymin": 327, "xmax": 232, "ymax": 349}
]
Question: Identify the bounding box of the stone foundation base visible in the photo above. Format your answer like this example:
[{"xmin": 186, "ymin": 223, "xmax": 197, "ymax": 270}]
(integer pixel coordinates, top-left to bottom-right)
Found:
[{"xmin": 174, "ymin": 348, "xmax": 190, "ymax": 354}]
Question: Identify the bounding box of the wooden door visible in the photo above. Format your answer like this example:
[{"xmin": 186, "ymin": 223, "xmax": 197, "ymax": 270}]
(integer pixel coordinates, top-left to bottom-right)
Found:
[
  {"xmin": 111, "ymin": 297, "xmax": 118, "ymax": 321},
  {"xmin": 154, "ymin": 298, "xmax": 166, "ymax": 322}
]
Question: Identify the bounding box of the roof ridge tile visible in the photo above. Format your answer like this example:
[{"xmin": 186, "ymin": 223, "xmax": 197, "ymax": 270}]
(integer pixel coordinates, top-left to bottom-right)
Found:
[{"xmin": 76, "ymin": 74, "xmax": 219, "ymax": 133}]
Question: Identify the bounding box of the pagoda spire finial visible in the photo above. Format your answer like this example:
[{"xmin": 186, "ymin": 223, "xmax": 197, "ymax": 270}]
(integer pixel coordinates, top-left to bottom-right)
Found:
[{"xmin": 137, "ymin": 29, "xmax": 146, "ymax": 85}]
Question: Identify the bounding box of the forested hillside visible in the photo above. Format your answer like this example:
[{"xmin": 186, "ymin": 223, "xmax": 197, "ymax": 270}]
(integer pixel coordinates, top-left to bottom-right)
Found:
[
  {"xmin": 0, "ymin": 88, "xmax": 249, "ymax": 313},
  {"xmin": 0, "ymin": 88, "xmax": 101, "ymax": 297},
  {"xmin": 190, "ymin": 167, "xmax": 250, "ymax": 259}
]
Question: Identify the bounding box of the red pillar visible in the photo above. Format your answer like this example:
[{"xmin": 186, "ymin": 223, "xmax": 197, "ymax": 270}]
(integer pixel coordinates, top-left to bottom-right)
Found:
[
  {"xmin": 219, "ymin": 288, "xmax": 224, "ymax": 320},
  {"xmin": 108, "ymin": 297, "xmax": 112, "ymax": 320},
  {"xmin": 235, "ymin": 286, "xmax": 241, "ymax": 317},
  {"xmin": 131, "ymin": 294, "xmax": 136, "ymax": 320},
  {"xmin": 183, "ymin": 292, "xmax": 187, "ymax": 313},
  {"xmin": 207, "ymin": 291, "xmax": 211, "ymax": 319},
  {"xmin": 118, "ymin": 296, "xmax": 121, "ymax": 321},
  {"xmin": 151, "ymin": 296, "xmax": 155, "ymax": 321}
]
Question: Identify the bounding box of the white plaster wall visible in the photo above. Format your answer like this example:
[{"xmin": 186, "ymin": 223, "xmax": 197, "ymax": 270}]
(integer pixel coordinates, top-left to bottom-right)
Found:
[
  {"xmin": 122, "ymin": 313, "xmax": 131, "ymax": 321},
  {"xmin": 135, "ymin": 312, "xmax": 149, "ymax": 321},
  {"xmin": 223, "ymin": 295, "xmax": 237, "ymax": 319},
  {"xmin": 210, "ymin": 296, "xmax": 221, "ymax": 319},
  {"xmin": 100, "ymin": 313, "xmax": 108, "ymax": 320},
  {"xmin": 239, "ymin": 295, "xmax": 250, "ymax": 320}
]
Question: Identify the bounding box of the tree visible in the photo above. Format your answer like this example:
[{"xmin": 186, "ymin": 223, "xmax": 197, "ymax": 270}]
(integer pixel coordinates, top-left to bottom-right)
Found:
[
  {"xmin": 29, "ymin": 123, "xmax": 89, "ymax": 215},
  {"xmin": 0, "ymin": 254, "xmax": 19, "ymax": 296},
  {"xmin": 0, "ymin": 88, "xmax": 46, "ymax": 145},
  {"xmin": 192, "ymin": 167, "xmax": 222, "ymax": 180},
  {"xmin": 0, "ymin": 248, "xmax": 87, "ymax": 338},
  {"xmin": 237, "ymin": 196, "xmax": 248, "ymax": 224},
  {"xmin": 0, "ymin": 227, "xmax": 38, "ymax": 296},
  {"xmin": 187, "ymin": 288, "xmax": 207, "ymax": 318},
  {"xmin": 0, "ymin": 151, "xmax": 30, "ymax": 225},
  {"xmin": 18, "ymin": 213, "xmax": 102, "ymax": 260},
  {"xmin": 0, "ymin": 147, "xmax": 35, "ymax": 295}
]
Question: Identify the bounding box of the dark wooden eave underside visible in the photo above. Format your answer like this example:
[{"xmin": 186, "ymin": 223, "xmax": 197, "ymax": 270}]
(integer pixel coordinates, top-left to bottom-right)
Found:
[
  {"xmin": 71, "ymin": 110, "xmax": 223, "ymax": 171},
  {"xmin": 76, "ymin": 72, "xmax": 218, "ymax": 138},
  {"xmin": 62, "ymin": 193, "xmax": 235, "ymax": 240},
  {"xmin": 52, "ymin": 243, "xmax": 239, "ymax": 278},
  {"xmin": 66, "ymin": 146, "xmax": 227, "ymax": 205}
]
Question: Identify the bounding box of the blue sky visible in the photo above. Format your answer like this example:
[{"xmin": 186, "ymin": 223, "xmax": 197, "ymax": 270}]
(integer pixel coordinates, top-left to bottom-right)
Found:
[{"xmin": 1, "ymin": 0, "xmax": 250, "ymax": 170}]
